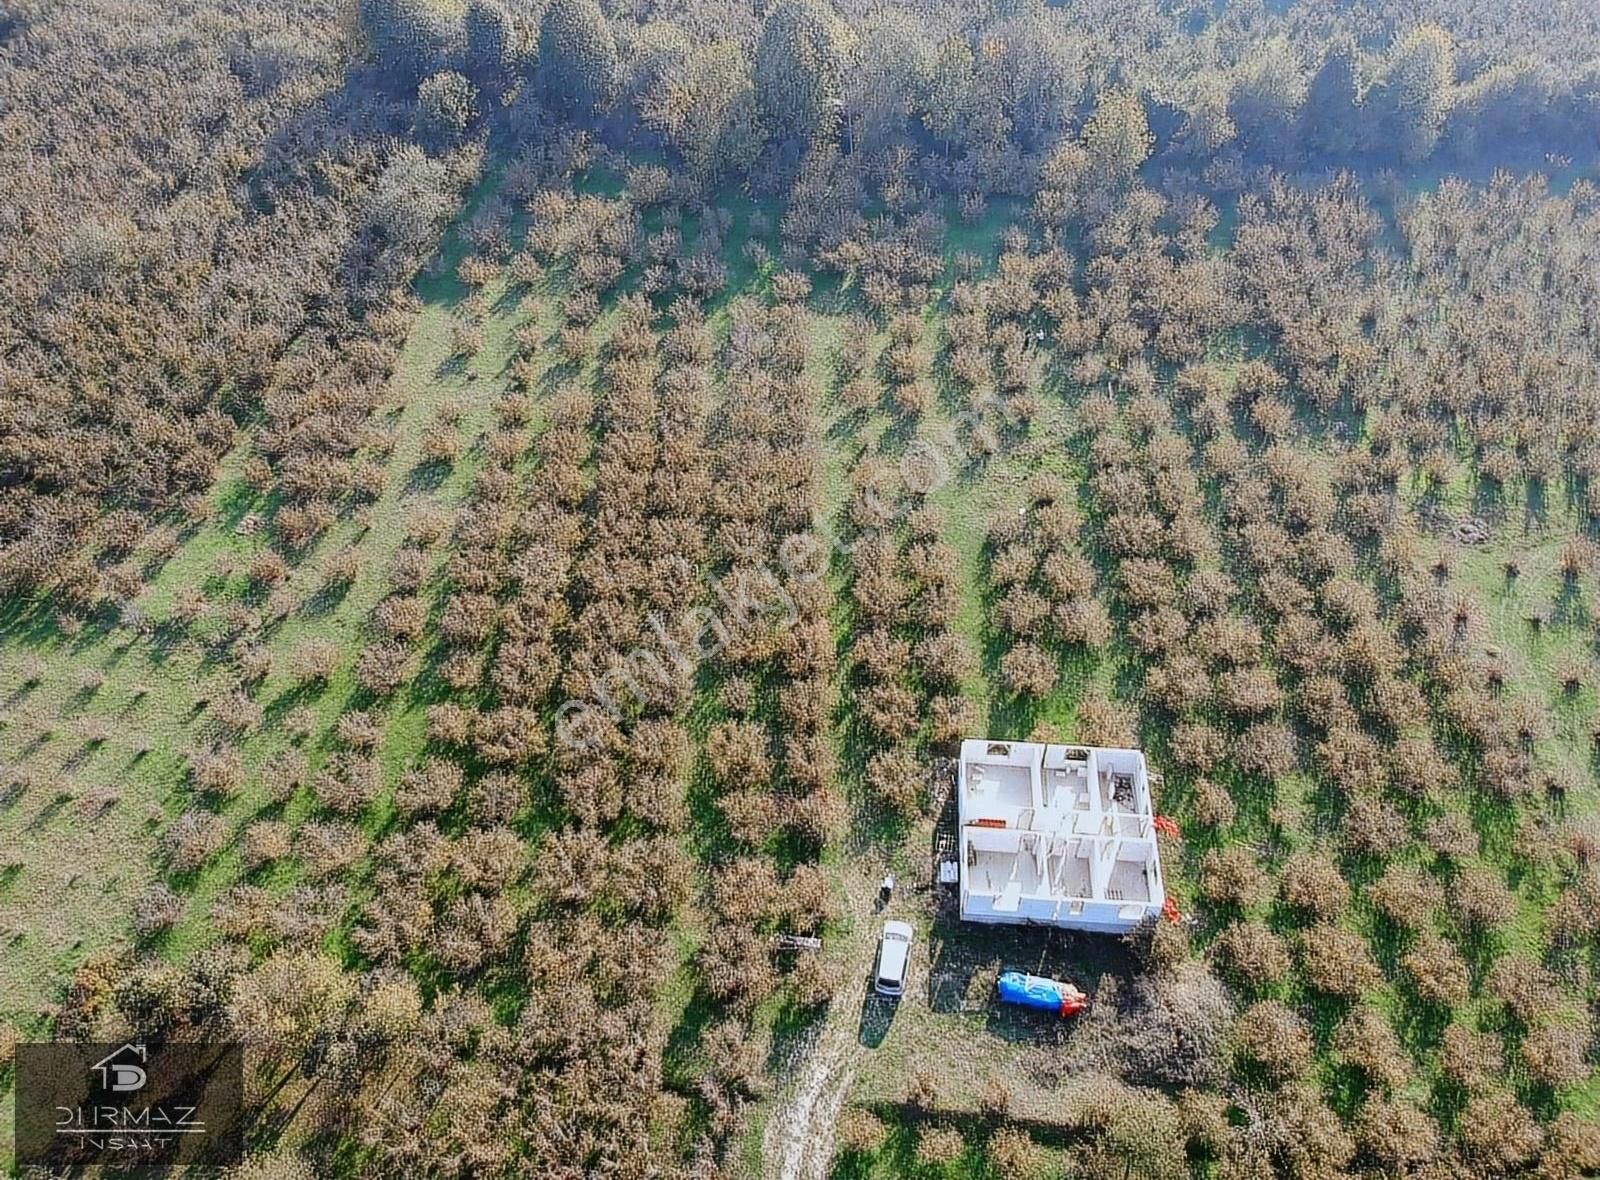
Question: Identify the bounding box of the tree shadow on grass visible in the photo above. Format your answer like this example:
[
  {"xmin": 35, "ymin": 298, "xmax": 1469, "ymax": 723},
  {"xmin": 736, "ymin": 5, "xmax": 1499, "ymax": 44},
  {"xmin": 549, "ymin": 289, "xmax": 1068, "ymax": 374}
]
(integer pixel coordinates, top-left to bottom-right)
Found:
[
  {"xmin": 1472, "ymin": 474, "xmax": 1508, "ymax": 527},
  {"xmin": 1391, "ymin": 987, "xmax": 1453, "ymax": 1060},
  {"xmin": 433, "ymin": 352, "xmax": 470, "ymax": 380},
  {"xmin": 1523, "ymin": 476, "xmax": 1549, "ymax": 534},
  {"xmin": 1456, "ymin": 924, "xmax": 1506, "ymax": 986},
  {"xmin": 214, "ymin": 478, "xmax": 264, "ymax": 533},
  {"xmin": 1552, "ymin": 575, "xmax": 1590, "ymax": 630},
  {"xmin": 0, "ymin": 594, "xmax": 72, "ymax": 647},
  {"xmin": 1324, "ymin": 1059, "xmax": 1370, "ymax": 1121},
  {"xmin": 1300, "ymin": 988, "xmax": 1356, "ymax": 1058},
  {"xmin": 262, "ymin": 681, "xmax": 327, "ymax": 730},
  {"xmin": 299, "ymin": 578, "xmax": 354, "ymax": 618},
  {"xmin": 405, "ymin": 458, "xmax": 453, "ymax": 495}
]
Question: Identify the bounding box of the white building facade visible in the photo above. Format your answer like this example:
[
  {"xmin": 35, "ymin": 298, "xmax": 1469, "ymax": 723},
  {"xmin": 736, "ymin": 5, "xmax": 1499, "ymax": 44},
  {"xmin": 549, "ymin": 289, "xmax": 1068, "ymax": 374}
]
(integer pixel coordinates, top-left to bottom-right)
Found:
[{"xmin": 957, "ymin": 739, "xmax": 1166, "ymax": 934}]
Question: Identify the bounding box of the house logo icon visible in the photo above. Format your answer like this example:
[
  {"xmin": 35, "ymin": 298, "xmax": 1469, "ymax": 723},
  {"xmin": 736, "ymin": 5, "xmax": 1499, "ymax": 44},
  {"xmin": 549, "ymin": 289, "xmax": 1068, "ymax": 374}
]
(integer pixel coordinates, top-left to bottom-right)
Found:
[{"xmin": 90, "ymin": 1043, "xmax": 148, "ymax": 1092}]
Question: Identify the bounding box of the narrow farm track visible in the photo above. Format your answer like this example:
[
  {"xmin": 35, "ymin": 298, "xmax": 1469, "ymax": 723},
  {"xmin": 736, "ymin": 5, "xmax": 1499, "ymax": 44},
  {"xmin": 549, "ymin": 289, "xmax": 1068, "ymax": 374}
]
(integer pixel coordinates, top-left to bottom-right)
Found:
[
  {"xmin": 767, "ymin": 1011, "xmax": 860, "ymax": 1180},
  {"xmin": 763, "ymin": 869, "xmax": 883, "ymax": 1180}
]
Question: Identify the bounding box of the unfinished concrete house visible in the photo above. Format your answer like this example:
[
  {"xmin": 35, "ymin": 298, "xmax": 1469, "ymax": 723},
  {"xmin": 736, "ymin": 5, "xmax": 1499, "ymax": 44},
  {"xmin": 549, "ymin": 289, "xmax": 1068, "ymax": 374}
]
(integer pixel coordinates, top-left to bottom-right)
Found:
[{"xmin": 957, "ymin": 739, "xmax": 1166, "ymax": 933}]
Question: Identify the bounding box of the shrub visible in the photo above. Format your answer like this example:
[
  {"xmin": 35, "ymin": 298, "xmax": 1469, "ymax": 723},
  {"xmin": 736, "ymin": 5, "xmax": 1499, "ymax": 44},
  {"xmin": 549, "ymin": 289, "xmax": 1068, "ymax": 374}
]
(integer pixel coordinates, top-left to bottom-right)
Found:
[
  {"xmin": 246, "ymin": 549, "xmax": 288, "ymax": 589},
  {"xmin": 235, "ymin": 643, "xmax": 272, "ymax": 686},
  {"xmin": 1332, "ymin": 1005, "xmax": 1408, "ymax": 1090},
  {"xmin": 1170, "ymin": 721, "xmax": 1226, "ymax": 772},
  {"xmin": 1055, "ymin": 598, "xmax": 1114, "ymax": 649},
  {"xmin": 706, "ymin": 721, "xmax": 771, "ymax": 789},
  {"xmin": 229, "ymin": 951, "xmax": 353, "ymax": 1056},
  {"xmin": 1216, "ymin": 665, "xmax": 1283, "ymax": 717},
  {"xmin": 987, "ymin": 1126, "xmax": 1049, "ymax": 1180},
  {"xmin": 311, "ymin": 753, "xmax": 381, "ymax": 815},
  {"xmin": 1124, "ymin": 913, "xmax": 1191, "ymax": 978},
  {"xmin": 335, "ymin": 710, "xmax": 383, "ymax": 751},
  {"xmin": 1539, "ymin": 1112, "xmax": 1600, "ymax": 1180},
  {"xmin": 163, "ymin": 810, "xmax": 227, "ymax": 873},
  {"xmin": 1211, "ymin": 920, "xmax": 1290, "ymax": 990},
  {"xmin": 426, "ymin": 703, "xmax": 473, "ymax": 746},
  {"xmin": 133, "ymin": 883, "xmax": 186, "ymax": 937},
  {"xmin": 1487, "ymin": 955, "xmax": 1562, "ymax": 1024},
  {"xmin": 1176, "ymin": 1090, "xmax": 1229, "ymax": 1158},
  {"xmin": 213, "ymin": 690, "xmax": 263, "ymax": 737},
  {"xmin": 295, "ymin": 821, "xmax": 366, "ymax": 879},
  {"xmin": 1189, "ymin": 778, "xmax": 1236, "ymax": 828},
  {"xmin": 219, "ymin": 1150, "xmax": 318, "ymax": 1180},
  {"xmin": 395, "ymin": 758, "xmax": 463, "ymax": 816},
  {"xmin": 1298, "ymin": 923, "xmax": 1381, "ymax": 998},
  {"xmin": 915, "ymin": 632, "xmax": 975, "ymax": 687},
  {"xmin": 1199, "ymin": 846, "xmax": 1269, "ymax": 911},
  {"xmin": 1367, "ymin": 863, "xmax": 1442, "ymax": 928},
  {"xmin": 1075, "ymin": 692, "xmax": 1137, "ymax": 748},
  {"xmin": 1452, "ymin": 865, "xmax": 1518, "ymax": 934},
  {"xmin": 1458, "ymin": 1089, "xmax": 1542, "ymax": 1172},
  {"xmin": 929, "ymin": 694, "xmax": 981, "ymax": 747},
  {"xmin": 259, "ymin": 749, "xmax": 308, "ymax": 804},
  {"xmin": 466, "ymin": 771, "xmax": 524, "ymax": 827},
  {"xmin": 915, "ymin": 1125, "xmax": 965, "ymax": 1165},
  {"xmin": 242, "ymin": 821, "xmax": 291, "ymax": 870},
  {"xmin": 190, "ymin": 746, "xmax": 246, "ymax": 798},
  {"xmin": 859, "ymin": 681, "xmax": 920, "ymax": 741},
  {"xmin": 1521, "ymin": 1022, "xmax": 1590, "ymax": 1088},
  {"xmin": 1354, "ymin": 1096, "xmax": 1440, "ymax": 1171},
  {"xmin": 992, "ymin": 582, "xmax": 1056, "ymax": 633},
  {"xmin": 866, "ymin": 747, "xmax": 923, "ymax": 817},
  {"xmin": 1421, "ymin": 812, "xmax": 1479, "ymax": 859},
  {"xmin": 1401, "ymin": 933, "xmax": 1470, "ymax": 1006},
  {"xmin": 1142, "ymin": 655, "xmax": 1212, "ymax": 714},
  {"xmin": 1439, "ymin": 1022, "xmax": 1502, "ymax": 1088},
  {"xmin": 721, "ymin": 789, "xmax": 779, "ymax": 847},
  {"xmin": 905, "ymin": 1067, "xmax": 938, "ymax": 1110},
  {"xmin": 290, "ymin": 638, "xmax": 340, "ymax": 685},
  {"xmin": 1279, "ymin": 850, "xmax": 1349, "ymax": 921},
  {"xmin": 373, "ymin": 595, "xmax": 426, "ymax": 642},
  {"xmin": 1000, "ymin": 641, "xmax": 1057, "ymax": 697},
  {"xmin": 1340, "ymin": 793, "xmax": 1406, "ymax": 858},
  {"xmin": 355, "ymin": 642, "xmax": 412, "ymax": 695},
  {"xmin": 835, "ymin": 1108, "xmax": 886, "ymax": 1156},
  {"xmin": 1065, "ymin": 1080, "xmax": 1188, "ymax": 1180},
  {"xmin": 978, "ymin": 1076, "xmax": 1012, "ymax": 1119},
  {"xmin": 1234, "ymin": 720, "xmax": 1296, "ymax": 778},
  {"xmin": 1234, "ymin": 999, "xmax": 1312, "ymax": 1081}
]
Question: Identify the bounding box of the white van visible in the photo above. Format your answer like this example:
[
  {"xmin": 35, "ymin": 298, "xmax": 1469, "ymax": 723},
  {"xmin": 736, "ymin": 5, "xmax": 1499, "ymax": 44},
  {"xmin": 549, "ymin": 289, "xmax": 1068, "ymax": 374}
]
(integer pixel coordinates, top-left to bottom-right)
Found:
[{"xmin": 873, "ymin": 920, "xmax": 914, "ymax": 997}]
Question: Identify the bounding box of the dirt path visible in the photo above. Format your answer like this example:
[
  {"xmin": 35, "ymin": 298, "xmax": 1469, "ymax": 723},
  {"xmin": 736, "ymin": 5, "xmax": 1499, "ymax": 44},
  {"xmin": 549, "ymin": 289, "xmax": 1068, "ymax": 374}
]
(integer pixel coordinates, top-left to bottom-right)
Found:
[
  {"xmin": 762, "ymin": 872, "xmax": 882, "ymax": 1180},
  {"xmin": 764, "ymin": 1010, "xmax": 860, "ymax": 1180}
]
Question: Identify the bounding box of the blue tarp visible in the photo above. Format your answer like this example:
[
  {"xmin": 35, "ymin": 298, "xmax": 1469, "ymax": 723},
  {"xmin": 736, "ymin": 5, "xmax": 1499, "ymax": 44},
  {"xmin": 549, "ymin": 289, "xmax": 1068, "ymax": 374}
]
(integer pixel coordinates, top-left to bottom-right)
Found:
[{"xmin": 997, "ymin": 970, "xmax": 1067, "ymax": 1012}]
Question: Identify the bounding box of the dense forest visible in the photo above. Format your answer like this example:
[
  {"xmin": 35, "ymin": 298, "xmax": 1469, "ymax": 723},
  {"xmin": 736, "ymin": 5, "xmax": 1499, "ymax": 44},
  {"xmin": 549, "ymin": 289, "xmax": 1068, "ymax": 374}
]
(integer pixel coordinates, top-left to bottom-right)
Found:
[{"xmin": 4, "ymin": 1, "xmax": 1600, "ymax": 1177}]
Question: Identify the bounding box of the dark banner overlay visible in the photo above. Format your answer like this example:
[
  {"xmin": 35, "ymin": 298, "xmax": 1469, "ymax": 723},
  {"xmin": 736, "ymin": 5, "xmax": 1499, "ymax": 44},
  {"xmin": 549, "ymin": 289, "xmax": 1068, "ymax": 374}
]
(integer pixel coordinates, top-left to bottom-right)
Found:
[{"xmin": 14, "ymin": 1041, "xmax": 244, "ymax": 1170}]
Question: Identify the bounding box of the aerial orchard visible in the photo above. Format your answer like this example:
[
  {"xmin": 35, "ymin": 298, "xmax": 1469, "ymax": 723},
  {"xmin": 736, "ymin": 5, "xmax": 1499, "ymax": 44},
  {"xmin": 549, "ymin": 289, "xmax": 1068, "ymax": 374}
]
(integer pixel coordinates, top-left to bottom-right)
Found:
[{"xmin": 7, "ymin": 0, "xmax": 1600, "ymax": 1177}]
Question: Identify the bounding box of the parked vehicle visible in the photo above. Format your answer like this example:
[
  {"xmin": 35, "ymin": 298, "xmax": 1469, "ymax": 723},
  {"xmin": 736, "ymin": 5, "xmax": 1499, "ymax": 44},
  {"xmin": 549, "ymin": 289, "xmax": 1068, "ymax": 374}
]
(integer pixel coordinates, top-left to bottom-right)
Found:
[{"xmin": 873, "ymin": 920, "xmax": 914, "ymax": 997}]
